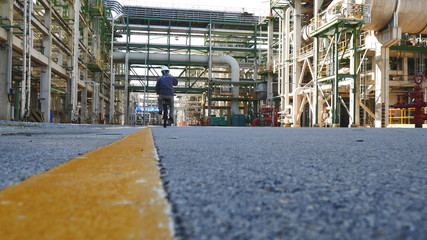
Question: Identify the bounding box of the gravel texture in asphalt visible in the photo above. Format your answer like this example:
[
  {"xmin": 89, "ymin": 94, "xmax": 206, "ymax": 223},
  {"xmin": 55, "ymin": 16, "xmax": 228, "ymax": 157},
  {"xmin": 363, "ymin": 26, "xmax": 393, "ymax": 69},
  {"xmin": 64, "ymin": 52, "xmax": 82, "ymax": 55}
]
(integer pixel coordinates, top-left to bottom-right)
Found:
[
  {"xmin": 0, "ymin": 121, "xmax": 141, "ymax": 190},
  {"xmin": 152, "ymin": 126, "xmax": 427, "ymax": 240}
]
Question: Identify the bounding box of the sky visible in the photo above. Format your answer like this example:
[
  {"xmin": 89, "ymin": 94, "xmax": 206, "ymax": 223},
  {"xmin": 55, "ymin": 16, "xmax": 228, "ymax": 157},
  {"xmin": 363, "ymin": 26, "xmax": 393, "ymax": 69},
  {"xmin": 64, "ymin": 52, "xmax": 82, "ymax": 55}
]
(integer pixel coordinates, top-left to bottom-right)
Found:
[{"xmin": 119, "ymin": 0, "xmax": 270, "ymax": 16}]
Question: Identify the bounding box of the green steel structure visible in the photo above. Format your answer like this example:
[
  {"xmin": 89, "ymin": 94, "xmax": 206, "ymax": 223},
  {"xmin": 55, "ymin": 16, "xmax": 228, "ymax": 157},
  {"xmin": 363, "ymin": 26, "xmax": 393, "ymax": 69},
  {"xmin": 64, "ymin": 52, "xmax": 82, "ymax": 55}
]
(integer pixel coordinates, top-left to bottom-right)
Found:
[
  {"xmin": 310, "ymin": 18, "xmax": 364, "ymax": 126},
  {"xmin": 108, "ymin": 3, "xmax": 269, "ymax": 124},
  {"xmin": 0, "ymin": 0, "xmax": 114, "ymax": 123}
]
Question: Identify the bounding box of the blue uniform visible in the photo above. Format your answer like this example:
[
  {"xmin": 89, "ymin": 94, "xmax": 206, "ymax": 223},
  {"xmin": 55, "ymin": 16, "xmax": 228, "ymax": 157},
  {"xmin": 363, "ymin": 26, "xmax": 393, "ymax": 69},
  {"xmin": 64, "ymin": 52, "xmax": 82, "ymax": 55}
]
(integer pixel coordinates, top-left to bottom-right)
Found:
[
  {"xmin": 156, "ymin": 73, "xmax": 178, "ymax": 96},
  {"xmin": 156, "ymin": 72, "xmax": 178, "ymax": 120}
]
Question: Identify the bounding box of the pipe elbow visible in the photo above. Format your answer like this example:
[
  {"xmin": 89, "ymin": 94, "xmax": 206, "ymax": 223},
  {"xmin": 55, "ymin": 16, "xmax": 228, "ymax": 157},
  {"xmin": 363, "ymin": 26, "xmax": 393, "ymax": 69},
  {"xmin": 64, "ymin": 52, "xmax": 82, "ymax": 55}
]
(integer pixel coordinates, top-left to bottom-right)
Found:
[{"xmin": 213, "ymin": 55, "xmax": 240, "ymax": 82}]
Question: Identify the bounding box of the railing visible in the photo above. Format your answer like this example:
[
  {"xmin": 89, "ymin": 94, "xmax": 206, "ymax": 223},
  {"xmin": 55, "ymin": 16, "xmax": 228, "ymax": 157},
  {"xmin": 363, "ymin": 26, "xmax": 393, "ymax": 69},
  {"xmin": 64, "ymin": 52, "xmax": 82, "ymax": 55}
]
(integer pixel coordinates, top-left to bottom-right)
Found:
[
  {"xmin": 309, "ymin": 2, "xmax": 368, "ymax": 33},
  {"xmin": 394, "ymin": 38, "xmax": 427, "ymax": 48},
  {"xmin": 299, "ymin": 42, "xmax": 314, "ymax": 58},
  {"xmin": 389, "ymin": 107, "xmax": 427, "ymax": 125}
]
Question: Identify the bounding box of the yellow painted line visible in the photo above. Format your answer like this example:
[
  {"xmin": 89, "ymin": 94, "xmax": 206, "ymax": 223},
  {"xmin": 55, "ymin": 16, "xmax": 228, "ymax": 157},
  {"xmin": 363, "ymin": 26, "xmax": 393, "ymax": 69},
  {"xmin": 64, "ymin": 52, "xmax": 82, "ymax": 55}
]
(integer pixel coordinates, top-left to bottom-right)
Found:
[{"xmin": 0, "ymin": 127, "xmax": 174, "ymax": 240}]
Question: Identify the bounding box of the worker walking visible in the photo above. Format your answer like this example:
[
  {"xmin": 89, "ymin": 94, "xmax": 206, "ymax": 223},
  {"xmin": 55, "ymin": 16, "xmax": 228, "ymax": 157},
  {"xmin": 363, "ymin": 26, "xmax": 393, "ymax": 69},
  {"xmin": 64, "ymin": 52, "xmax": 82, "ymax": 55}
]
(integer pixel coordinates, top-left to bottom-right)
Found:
[{"xmin": 156, "ymin": 66, "xmax": 178, "ymax": 123}]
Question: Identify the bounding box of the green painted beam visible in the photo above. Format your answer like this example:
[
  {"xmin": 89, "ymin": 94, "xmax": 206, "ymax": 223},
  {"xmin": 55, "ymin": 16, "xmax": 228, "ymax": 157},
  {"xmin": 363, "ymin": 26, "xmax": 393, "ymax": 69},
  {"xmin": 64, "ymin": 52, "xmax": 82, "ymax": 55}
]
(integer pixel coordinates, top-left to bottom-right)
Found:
[
  {"xmin": 390, "ymin": 46, "xmax": 427, "ymax": 52},
  {"xmin": 127, "ymin": 16, "xmax": 256, "ymax": 27},
  {"xmin": 123, "ymin": 43, "xmax": 256, "ymax": 53},
  {"xmin": 128, "ymin": 86, "xmax": 208, "ymax": 94},
  {"xmin": 211, "ymin": 97, "xmax": 260, "ymax": 101},
  {"xmin": 211, "ymin": 80, "xmax": 259, "ymax": 86},
  {"xmin": 318, "ymin": 74, "xmax": 355, "ymax": 82},
  {"xmin": 310, "ymin": 18, "xmax": 364, "ymax": 37},
  {"xmin": 51, "ymin": 88, "xmax": 66, "ymax": 94},
  {"xmin": 129, "ymin": 60, "xmax": 209, "ymax": 66}
]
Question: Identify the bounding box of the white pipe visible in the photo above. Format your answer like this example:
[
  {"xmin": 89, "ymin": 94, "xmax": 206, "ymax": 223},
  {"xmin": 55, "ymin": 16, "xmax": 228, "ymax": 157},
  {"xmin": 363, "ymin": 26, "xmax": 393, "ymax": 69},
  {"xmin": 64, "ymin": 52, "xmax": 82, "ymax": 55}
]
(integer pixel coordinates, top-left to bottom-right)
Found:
[
  {"xmin": 113, "ymin": 52, "xmax": 240, "ymax": 114},
  {"xmin": 284, "ymin": 8, "xmax": 291, "ymax": 121},
  {"xmin": 267, "ymin": 18, "xmax": 274, "ymax": 102},
  {"xmin": 292, "ymin": 87, "xmax": 311, "ymax": 127}
]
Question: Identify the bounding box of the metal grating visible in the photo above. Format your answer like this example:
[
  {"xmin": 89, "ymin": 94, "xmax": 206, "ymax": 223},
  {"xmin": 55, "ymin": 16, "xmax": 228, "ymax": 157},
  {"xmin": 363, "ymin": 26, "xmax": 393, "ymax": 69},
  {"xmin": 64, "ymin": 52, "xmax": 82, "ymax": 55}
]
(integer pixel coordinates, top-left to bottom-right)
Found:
[{"xmin": 103, "ymin": 0, "xmax": 258, "ymax": 23}]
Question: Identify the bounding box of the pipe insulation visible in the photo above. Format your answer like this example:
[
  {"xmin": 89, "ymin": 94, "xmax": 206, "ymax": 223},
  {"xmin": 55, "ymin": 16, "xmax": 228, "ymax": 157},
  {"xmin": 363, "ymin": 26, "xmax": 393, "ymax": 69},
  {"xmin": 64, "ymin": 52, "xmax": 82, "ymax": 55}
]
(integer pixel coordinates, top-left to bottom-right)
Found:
[
  {"xmin": 396, "ymin": 0, "xmax": 427, "ymax": 34},
  {"xmin": 362, "ymin": 0, "xmax": 397, "ymax": 31},
  {"xmin": 359, "ymin": 0, "xmax": 427, "ymax": 34},
  {"xmin": 113, "ymin": 52, "xmax": 241, "ymax": 114}
]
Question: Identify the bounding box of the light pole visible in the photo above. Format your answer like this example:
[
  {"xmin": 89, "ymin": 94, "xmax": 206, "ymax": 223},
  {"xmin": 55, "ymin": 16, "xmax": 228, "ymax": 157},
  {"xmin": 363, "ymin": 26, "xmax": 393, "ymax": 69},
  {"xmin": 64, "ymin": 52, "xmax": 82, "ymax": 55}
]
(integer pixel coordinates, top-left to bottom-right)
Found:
[{"xmin": 109, "ymin": 13, "xmax": 124, "ymax": 124}]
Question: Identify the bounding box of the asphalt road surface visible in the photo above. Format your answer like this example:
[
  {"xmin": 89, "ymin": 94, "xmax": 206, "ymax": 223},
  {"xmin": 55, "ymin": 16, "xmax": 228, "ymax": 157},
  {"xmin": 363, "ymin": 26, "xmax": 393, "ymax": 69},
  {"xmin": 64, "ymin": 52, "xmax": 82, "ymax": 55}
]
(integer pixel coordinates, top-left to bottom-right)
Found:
[
  {"xmin": 152, "ymin": 126, "xmax": 427, "ymax": 240},
  {"xmin": 1, "ymin": 121, "xmax": 426, "ymax": 240}
]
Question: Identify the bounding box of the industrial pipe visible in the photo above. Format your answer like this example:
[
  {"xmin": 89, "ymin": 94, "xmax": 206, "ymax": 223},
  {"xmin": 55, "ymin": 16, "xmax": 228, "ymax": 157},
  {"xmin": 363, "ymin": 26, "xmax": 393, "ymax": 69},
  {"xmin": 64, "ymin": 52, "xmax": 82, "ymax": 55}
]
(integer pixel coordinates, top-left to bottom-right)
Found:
[
  {"xmin": 362, "ymin": 0, "xmax": 398, "ymax": 31},
  {"xmin": 353, "ymin": 0, "xmax": 427, "ymax": 34},
  {"xmin": 113, "ymin": 52, "xmax": 240, "ymax": 114},
  {"xmin": 396, "ymin": 0, "xmax": 427, "ymax": 34},
  {"xmin": 292, "ymin": 87, "xmax": 311, "ymax": 127}
]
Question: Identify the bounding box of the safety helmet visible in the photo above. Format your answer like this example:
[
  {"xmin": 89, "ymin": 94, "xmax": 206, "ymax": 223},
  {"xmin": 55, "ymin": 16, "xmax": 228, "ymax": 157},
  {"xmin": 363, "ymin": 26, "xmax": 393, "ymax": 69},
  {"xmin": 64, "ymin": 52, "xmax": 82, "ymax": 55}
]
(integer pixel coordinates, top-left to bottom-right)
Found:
[{"xmin": 161, "ymin": 66, "xmax": 169, "ymax": 71}]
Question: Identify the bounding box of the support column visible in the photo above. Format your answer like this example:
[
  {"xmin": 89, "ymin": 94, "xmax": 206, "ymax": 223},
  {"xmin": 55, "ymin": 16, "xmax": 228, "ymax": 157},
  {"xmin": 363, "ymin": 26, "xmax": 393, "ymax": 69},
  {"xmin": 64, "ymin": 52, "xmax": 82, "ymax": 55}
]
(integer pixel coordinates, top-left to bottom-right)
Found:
[
  {"xmin": 92, "ymin": 82, "xmax": 99, "ymax": 124},
  {"xmin": 21, "ymin": 0, "xmax": 28, "ymax": 120},
  {"xmin": 349, "ymin": 29, "xmax": 360, "ymax": 127},
  {"xmin": 375, "ymin": 44, "xmax": 390, "ymax": 128},
  {"xmin": 25, "ymin": 0, "xmax": 33, "ymax": 115},
  {"xmin": 124, "ymin": 53, "xmax": 129, "ymax": 124},
  {"xmin": 109, "ymin": 16, "xmax": 116, "ymax": 124},
  {"xmin": 40, "ymin": 4, "xmax": 52, "ymax": 123},
  {"xmin": 81, "ymin": 85, "xmax": 87, "ymax": 123},
  {"xmin": 70, "ymin": 0, "xmax": 80, "ymax": 122},
  {"xmin": 80, "ymin": 22, "xmax": 88, "ymax": 124},
  {"xmin": 0, "ymin": 0, "xmax": 13, "ymax": 120},
  {"xmin": 373, "ymin": 14, "xmax": 399, "ymax": 128},
  {"xmin": 117, "ymin": 90, "xmax": 123, "ymax": 124},
  {"xmin": 99, "ymin": 87, "xmax": 104, "ymax": 123},
  {"xmin": 403, "ymin": 56, "xmax": 408, "ymax": 82},
  {"xmin": 332, "ymin": 28, "xmax": 340, "ymax": 127}
]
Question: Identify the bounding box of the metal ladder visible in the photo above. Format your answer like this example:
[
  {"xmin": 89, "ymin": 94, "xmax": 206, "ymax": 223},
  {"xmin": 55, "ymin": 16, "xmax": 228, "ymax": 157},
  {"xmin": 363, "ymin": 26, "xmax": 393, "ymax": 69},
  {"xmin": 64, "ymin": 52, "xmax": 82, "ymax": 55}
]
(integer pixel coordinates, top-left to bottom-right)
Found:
[{"xmin": 415, "ymin": 52, "xmax": 425, "ymax": 75}]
